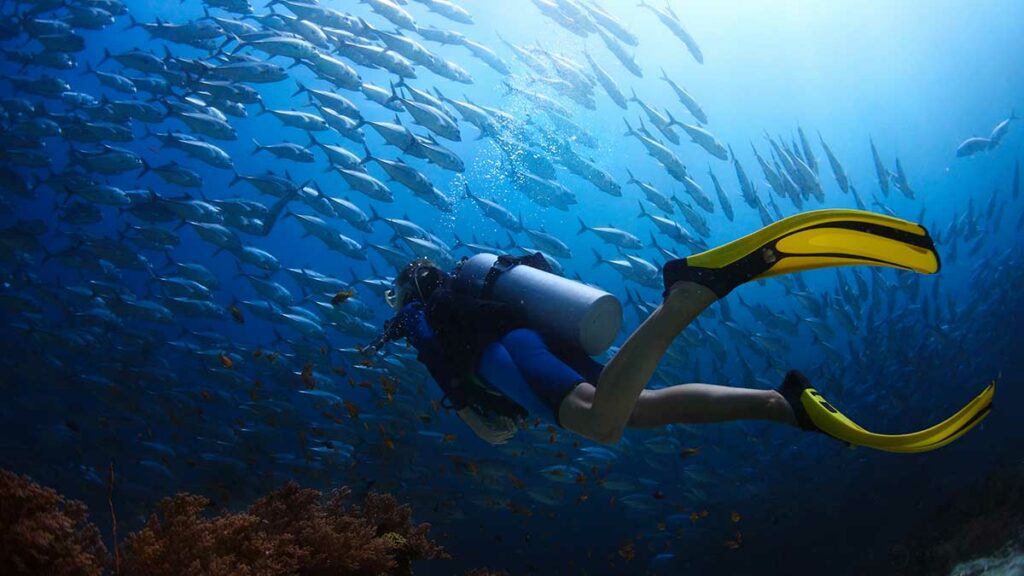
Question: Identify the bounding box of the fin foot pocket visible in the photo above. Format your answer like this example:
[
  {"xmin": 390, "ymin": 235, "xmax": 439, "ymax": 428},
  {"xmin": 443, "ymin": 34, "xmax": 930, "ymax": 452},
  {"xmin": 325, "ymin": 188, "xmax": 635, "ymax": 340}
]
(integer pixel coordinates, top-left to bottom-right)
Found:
[{"xmin": 775, "ymin": 369, "xmax": 821, "ymax": 433}]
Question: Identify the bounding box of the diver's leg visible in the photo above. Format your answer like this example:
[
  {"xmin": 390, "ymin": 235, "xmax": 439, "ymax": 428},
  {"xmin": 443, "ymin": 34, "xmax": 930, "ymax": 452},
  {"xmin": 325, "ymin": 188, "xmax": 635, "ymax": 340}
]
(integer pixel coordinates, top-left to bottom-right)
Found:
[
  {"xmin": 625, "ymin": 384, "xmax": 796, "ymax": 428},
  {"xmin": 559, "ymin": 282, "xmax": 717, "ymax": 443}
]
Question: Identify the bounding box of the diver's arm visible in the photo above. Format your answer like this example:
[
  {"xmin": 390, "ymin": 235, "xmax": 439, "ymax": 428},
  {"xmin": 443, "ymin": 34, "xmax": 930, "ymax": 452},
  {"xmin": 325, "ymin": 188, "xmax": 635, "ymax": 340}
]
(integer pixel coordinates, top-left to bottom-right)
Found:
[
  {"xmin": 456, "ymin": 406, "xmax": 517, "ymax": 445},
  {"xmin": 392, "ymin": 303, "xmax": 473, "ymax": 410}
]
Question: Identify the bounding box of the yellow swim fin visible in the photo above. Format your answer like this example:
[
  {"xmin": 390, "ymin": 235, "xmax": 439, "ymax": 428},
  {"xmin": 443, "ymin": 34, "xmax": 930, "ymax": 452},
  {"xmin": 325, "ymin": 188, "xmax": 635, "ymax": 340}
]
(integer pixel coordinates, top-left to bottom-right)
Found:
[
  {"xmin": 780, "ymin": 371, "xmax": 994, "ymax": 453},
  {"xmin": 663, "ymin": 209, "xmax": 940, "ymax": 297}
]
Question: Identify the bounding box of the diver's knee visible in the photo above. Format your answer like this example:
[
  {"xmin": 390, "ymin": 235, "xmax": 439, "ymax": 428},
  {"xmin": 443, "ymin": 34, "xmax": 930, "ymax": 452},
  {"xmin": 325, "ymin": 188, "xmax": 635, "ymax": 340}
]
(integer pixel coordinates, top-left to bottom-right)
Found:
[{"xmin": 559, "ymin": 391, "xmax": 623, "ymax": 445}]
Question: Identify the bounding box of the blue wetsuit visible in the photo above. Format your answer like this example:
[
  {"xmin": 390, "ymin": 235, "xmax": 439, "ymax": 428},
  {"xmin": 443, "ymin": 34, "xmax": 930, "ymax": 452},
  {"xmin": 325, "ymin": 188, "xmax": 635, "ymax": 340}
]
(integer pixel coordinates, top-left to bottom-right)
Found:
[{"xmin": 399, "ymin": 301, "xmax": 605, "ymax": 427}]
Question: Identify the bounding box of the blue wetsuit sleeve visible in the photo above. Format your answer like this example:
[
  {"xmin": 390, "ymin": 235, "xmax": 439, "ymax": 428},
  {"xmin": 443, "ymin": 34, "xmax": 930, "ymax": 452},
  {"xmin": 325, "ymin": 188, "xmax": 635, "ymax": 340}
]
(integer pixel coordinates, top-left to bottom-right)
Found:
[{"xmin": 400, "ymin": 303, "xmax": 466, "ymax": 409}]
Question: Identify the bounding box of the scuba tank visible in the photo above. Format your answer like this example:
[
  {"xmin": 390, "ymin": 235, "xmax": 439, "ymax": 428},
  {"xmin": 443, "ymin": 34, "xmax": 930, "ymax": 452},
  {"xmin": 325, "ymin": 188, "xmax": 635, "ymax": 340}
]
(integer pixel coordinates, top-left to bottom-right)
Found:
[{"xmin": 454, "ymin": 253, "xmax": 622, "ymax": 356}]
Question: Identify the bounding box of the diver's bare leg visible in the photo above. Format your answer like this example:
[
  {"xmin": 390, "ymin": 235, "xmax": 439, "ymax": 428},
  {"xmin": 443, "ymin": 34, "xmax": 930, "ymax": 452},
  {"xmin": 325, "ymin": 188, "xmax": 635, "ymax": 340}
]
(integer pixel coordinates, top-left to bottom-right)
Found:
[
  {"xmin": 625, "ymin": 384, "xmax": 796, "ymax": 428},
  {"xmin": 559, "ymin": 282, "xmax": 717, "ymax": 443}
]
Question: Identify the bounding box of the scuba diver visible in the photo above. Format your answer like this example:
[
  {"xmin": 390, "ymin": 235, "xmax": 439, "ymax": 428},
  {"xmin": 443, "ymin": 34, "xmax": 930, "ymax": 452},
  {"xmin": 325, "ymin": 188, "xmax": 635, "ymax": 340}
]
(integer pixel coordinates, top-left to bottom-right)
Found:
[{"xmin": 364, "ymin": 209, "xmax": 995, "ymax": 451}]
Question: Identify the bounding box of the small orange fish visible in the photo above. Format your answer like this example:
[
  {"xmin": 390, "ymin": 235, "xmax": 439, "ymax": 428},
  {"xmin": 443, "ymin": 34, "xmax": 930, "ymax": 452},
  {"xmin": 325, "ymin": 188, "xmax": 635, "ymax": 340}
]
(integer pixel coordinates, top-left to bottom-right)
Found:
[
  {"xmin": 253, "ymin": 348, "xmax": 262, "ymax": 358},
  {"xmin": 680, "ymin": 447, "xmax": 700, "ymax": 459},
  {"xmin": 575, "ymin": 494, "xmax": 589, "ymax": 505},
  {"xmin": 617, "ymin": 541, "xmax": 635, "ymax": 561},
  {"xmin": 731, "ymin": 511, "xmax": 742, "ymax": 523},
  {"xmin": 219, "ymin": 353, "xmax": 233, "ymax": 369},
  {"xmin": 382, "ymin": 437, "xmax": 395, "ymax": 450},
  {"xmin": 343, "ymin": 400, "xmax": 359, "ymax": 419},
  {"xmin": 574, "ymin": 473, "xmax": 587, "ymax": 484},
  {"xmin": 442, "ymin": 433, "xmax": 456, "ymax": 443},
  {"xmin": 301, "ymin": 364, "xmax": 314, "ymax": 388},
  {"xmin": 331, "ymin": 289, "xmax": 355, "ymax": 305},
  {"xmin": 229, "ymin": 304, "xmax": 244, "ymax": 324}
]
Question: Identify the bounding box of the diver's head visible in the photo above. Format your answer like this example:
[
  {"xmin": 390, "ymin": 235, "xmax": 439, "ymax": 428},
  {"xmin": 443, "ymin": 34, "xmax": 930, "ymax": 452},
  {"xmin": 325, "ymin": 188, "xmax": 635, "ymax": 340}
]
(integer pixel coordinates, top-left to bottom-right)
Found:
[{"xmin": 385, "ymin": 258, "xmax": 445, "ymax": 309}]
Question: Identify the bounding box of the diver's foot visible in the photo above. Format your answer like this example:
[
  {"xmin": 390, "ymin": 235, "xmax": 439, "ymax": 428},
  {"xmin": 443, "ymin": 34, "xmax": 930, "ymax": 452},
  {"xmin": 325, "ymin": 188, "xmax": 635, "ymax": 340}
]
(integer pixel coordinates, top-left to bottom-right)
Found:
[
  {"xmin": 775, "ymin": 370, "xmax": 821, "ymax": 433},
  {"xmin": 662, "ymin": 258, "xmax": 735, "ymax": 300}
]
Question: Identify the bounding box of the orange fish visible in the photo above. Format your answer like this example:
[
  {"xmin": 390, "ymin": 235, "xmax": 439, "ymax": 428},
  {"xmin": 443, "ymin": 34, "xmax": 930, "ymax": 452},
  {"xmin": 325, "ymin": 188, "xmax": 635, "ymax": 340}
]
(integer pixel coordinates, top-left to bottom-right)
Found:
[
  {"xmin": 331, "ymin": 289, "xmax": 355, "ymax": 305},
  {"xmin": 731, "ymin": 511, "xmax": 742, "ymax": 523},
  {"xmin": 229, "ymin": 304, "xmax": 244, "ymax": 324},
  {"xmin": 301, "ymin": 364, "xmax": 314, "ymax": 388},
  {"xmin": 382, "ymin": 438, "xmax": 395, "ymax": 450},
  {"xmin": 617, "ymin": 540, "xmax": 635, "ymax": 561},
  {"xmin": 253, "ymin": 348, "xmax": 262, "ymax": 358},
  {"xmin": 343, "ymin": 400, "xmax": 360, "ymax": 419},
  {"xmin": 219, "ymin": 353, "xmax": 233, "ymax": 369},
  {"xmin": 442, "ymin": 433, "xmax": 456, "ymax": 443},
  {"xmin": 679, "ymin": 447, "xmax": 700, "ymax": 459}
]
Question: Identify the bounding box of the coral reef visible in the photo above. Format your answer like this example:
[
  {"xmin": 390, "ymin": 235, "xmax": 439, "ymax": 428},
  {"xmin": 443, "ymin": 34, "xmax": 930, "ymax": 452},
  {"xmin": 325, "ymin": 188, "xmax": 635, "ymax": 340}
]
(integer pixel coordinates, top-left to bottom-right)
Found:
[
  {"xmin": 1, "ymin": 469, "xmax": 457, "ymax": 576},
  {"xmin": 121, "ymin": 482, "xmax": 449, "ymax": 576},
  {"xmin": 884, "ymin": 462, "xmax": 1024, "ymax": 575},
  {"xmin": 949, "ymin": 537, "xmax": 1024, "ymax": 576},
  {"xmin": 0, "ymin": 469, "xmax": 108, "ymax": 576}
]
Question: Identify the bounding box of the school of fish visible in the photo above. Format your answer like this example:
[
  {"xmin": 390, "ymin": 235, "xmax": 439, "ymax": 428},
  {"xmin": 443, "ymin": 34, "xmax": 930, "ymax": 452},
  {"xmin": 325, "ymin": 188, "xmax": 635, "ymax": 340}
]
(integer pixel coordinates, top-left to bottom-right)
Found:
[{"xmin": 0, "ymin": 0, "xmax": 1021, "ymax": 573}]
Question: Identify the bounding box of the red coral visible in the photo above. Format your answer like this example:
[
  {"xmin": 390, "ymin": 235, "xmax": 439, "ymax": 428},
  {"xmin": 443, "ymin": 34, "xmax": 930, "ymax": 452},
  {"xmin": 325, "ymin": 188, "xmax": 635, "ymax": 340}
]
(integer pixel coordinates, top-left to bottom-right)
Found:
[
  {"xmin": 0, "ymin": 469, "xmax": 108, "ymax": 576},
  {"xmin": 121, "ymin": 482, "xmax": 449, "ymax": 576},
  {"xmin": 0, "ymin": 469, "xmax": 463, "ymax": 576}
]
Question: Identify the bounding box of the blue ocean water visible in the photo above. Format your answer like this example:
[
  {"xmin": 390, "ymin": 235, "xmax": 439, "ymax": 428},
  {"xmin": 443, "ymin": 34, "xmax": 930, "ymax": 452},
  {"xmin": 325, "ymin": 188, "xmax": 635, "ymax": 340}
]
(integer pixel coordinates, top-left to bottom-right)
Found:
[{"xmin": 1, "ymin": 0, "xmax": 1022, "ymax": 574}]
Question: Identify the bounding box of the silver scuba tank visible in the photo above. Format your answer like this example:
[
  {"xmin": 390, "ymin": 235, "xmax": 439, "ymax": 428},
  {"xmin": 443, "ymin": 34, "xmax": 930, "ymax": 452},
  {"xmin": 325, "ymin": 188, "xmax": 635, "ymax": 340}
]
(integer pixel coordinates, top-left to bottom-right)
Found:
[{"xmin": 454, "ymin": 253, "xmax": 622, "ymax": 356}]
